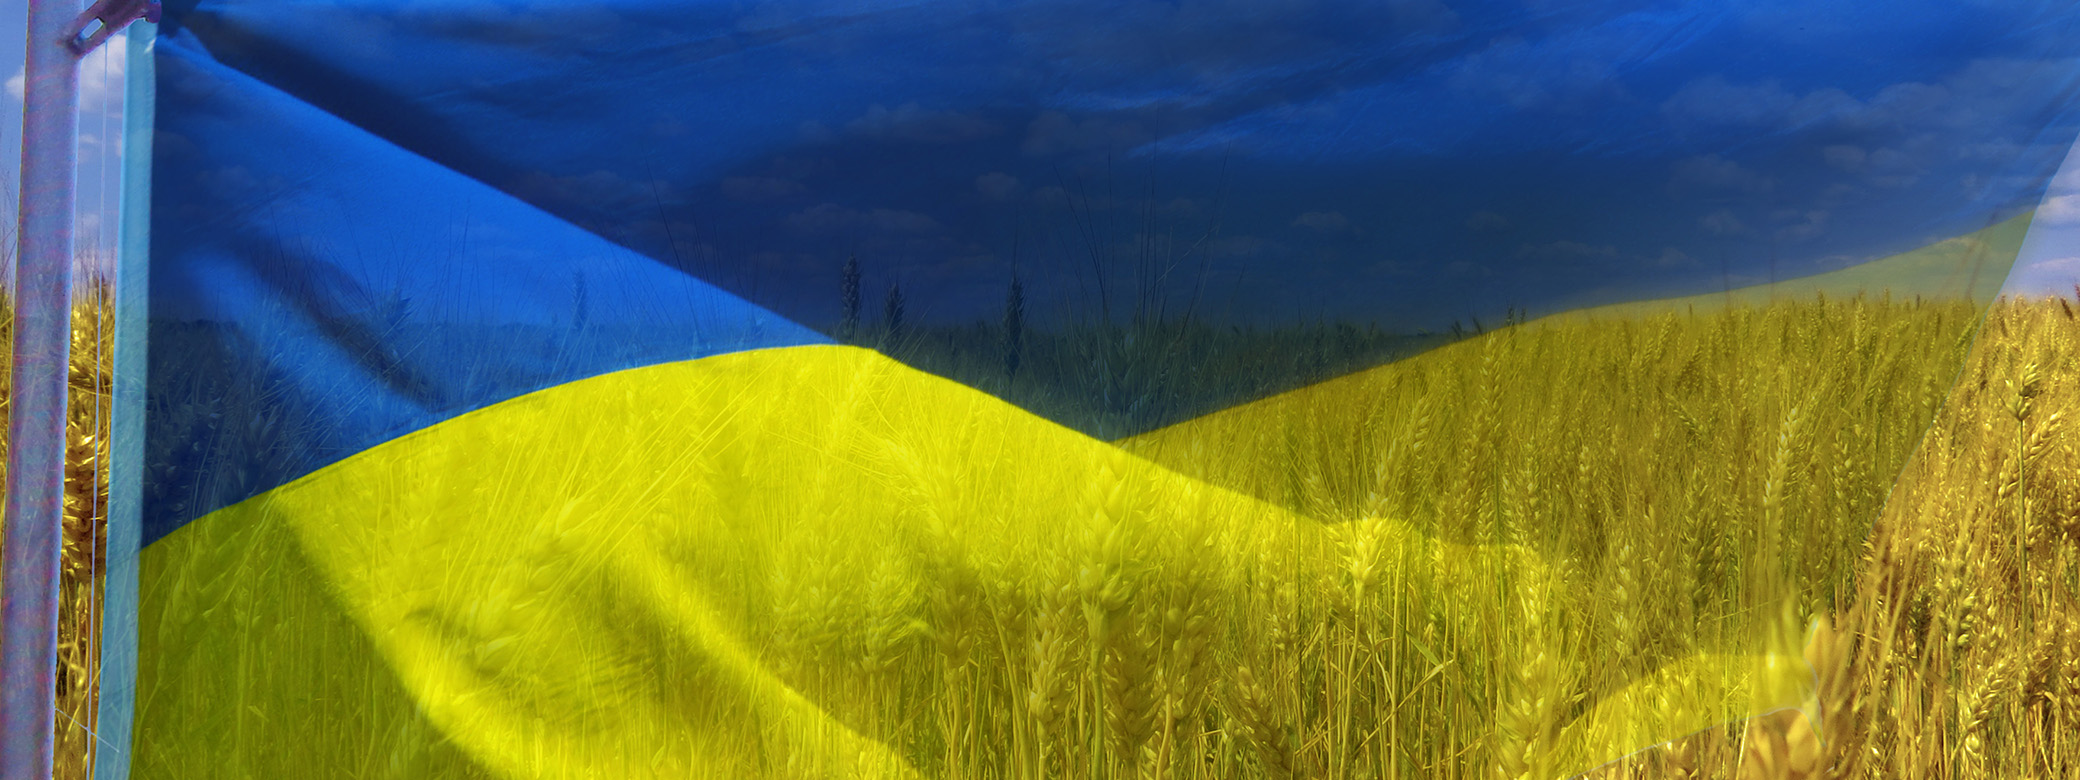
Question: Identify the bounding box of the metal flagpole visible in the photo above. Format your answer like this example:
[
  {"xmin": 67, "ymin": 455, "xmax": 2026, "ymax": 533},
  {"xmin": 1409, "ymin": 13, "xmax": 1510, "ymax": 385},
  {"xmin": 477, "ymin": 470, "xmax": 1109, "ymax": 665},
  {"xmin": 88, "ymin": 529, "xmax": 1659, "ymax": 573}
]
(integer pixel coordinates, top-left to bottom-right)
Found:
[
  {"xmin": 2, "ymin": 0, "xmax": 87, "ymax": 773},
  {"xmin": 3, "ymin": 1, "xmax": 155, "ymax": 777},
  {"xmin": 91, "ymin": 16, "xmax": 156, "ymax": 780}
]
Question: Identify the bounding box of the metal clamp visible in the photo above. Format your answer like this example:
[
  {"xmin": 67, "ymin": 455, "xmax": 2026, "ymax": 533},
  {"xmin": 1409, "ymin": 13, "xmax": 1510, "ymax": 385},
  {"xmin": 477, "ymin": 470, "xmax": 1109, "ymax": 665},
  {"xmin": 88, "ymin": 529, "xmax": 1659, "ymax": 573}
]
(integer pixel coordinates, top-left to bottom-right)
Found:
[{"xmin": 63, "ymin": 0, "xmax": 161, "ymax": 56}]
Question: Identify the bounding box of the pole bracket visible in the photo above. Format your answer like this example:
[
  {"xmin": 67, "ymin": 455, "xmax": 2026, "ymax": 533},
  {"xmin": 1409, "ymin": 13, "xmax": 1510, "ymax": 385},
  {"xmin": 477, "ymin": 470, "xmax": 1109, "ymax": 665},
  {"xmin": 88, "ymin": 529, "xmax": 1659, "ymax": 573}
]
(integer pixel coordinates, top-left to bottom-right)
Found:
[{"xmin": 64, "ymin": 0, "xmax": 160, "ymax": 56}]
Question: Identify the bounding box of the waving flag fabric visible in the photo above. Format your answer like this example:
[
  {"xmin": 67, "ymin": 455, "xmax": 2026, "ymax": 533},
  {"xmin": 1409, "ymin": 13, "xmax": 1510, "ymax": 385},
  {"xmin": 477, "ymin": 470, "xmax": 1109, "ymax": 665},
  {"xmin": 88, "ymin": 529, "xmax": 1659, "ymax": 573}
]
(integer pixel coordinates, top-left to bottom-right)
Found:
[{"xmin": 130, "ymin": 1, "xmax": 2080, "ymax": 777}]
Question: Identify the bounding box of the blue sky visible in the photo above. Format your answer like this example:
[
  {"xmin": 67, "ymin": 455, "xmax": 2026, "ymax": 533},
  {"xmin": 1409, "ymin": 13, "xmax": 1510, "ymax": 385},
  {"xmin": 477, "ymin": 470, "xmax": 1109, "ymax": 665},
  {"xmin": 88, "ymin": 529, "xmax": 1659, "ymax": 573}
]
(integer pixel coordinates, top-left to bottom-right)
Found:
[
  {"xmin": 14, "ymin": 0, "xmax": 2080, "ymax": 328},
  {"xmin": 3, "ymin": 0, "xmax": 129, "ymax": 287}
]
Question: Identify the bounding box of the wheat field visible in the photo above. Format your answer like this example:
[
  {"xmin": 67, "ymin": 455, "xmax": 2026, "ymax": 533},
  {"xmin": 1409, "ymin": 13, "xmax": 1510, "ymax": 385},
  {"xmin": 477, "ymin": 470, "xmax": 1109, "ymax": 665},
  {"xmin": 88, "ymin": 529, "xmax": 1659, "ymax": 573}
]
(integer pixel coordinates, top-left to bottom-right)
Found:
[
  {"xmin": 1572, "ymin": 296, "xmax": 2080, "ymax": 779},
  {"xmin": 1124, "ymin": 293, "xmax": 2080, "ymax": 778},
  {"xmin": 0, "ymin": 276, "xmax": 114, "ymax": 780},
  {"xmin": 3, "ymin": 280, "xmax": 2076, "ymax": 778}
]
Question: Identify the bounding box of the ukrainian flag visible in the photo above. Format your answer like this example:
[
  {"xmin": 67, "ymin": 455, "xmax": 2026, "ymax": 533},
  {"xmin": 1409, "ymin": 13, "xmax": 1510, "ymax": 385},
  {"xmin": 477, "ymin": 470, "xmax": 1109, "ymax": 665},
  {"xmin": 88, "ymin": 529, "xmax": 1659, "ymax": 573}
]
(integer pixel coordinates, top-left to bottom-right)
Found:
[{"xmin": 118, "ymin": 1, "xmax": 2079, "ymax": 777}]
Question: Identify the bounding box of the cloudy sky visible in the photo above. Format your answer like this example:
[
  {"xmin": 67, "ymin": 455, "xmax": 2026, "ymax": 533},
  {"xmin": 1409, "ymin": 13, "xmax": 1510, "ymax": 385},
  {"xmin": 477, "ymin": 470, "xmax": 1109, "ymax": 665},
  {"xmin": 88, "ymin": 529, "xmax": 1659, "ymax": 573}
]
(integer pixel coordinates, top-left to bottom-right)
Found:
[
  {"xmin": 12, "ymin": 0, "xmax": 2080, "ymax": 328},
  {"xmin": 2012, "ymin": 161, "xmax": 2080, "ymax": 295}
]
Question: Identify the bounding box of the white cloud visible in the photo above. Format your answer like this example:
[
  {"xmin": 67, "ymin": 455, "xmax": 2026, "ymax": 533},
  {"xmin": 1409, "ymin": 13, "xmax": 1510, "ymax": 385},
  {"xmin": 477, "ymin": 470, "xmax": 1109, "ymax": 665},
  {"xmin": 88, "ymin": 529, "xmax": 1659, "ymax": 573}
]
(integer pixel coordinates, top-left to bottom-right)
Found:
[
  {"xmin": 784, "ymin": 203, "xmax": 942, "ymax": 234},
  {"xmin": 2028, "ymin": 256, "xmax": 2080, "ymax": 274},
  {"xmin": 1776, "ymin": 210, "xmax": 1830, "ymax": 242},
  {"xmin": 1209, "ymin": 235, "xmax": 1273, "ymax": 257},
  {"xmin": 1700, "ymin": 208, "xmax": 1749, "ymax": 236},
  {"xmin": 1156, "ymin": 197, "xmax": 1200, "ymax": 217},
  {"xmin": 2051, "ymin": 165, "xmax": 2080, "ymax": 196},
  {"xmin": 768, "ymin": 156, "xmax": 825, "ymax": 180},
  {"xmin": 1466, "ymin": 210, "xmax": 1510, "ymax": 233},
  {"xmin": 1022, "ymin": 111, "xmax": 1152, "ymax": 156},
  {"xmin": 1517, "ymin": 240, "xmax": 1617, "ymax": 261},
  {"xmin": 1956, "ymin": 139, "xmax": 2025, "ymax": 163},
  {"xmin": 1291, "ymin": 211, "xmax": 1349, "ymax": 231},
  {"xmin": 975, "ymin": 172, "xmax": 1021, "ymax": 201},
  {"xmin": 1863, "ymin": 147, "xmax": 1921, "ymax": 188},
  {"xmin": 1445, "ymin": 260, "xmax": 1487, "ymax": 277},
  {"xmin": 1658, "ymin": 58, "xmax": 2080, "ymax": 201},
  {"xmin": 11, "ymin": 32, "xmax": 131, "ymax": 119},
  {"xmin": 1447, "ymin": 35, "xmax": 1621, "ymax": 113},
  {"xmin": 1660, "ymin": 76, "xmax": 1857, "ymax": 129},
  {"xmin": 719, "ymin": 176, "xmax": 805, "ymax": 202},
  {"xmin": 1655, "ymin": 247, "xmax": 1699, "ymax": 268},
  {"xmin": 77, "ymin": 32, "xmax": 128, "ymax": 111},
  {"xmin": 648, "ymin": 117, "xmax": 689, "ymax": 138},
  {"xmin": 2039, "ymin": 193, "xmax": 2080, "ymax": 226},
  {"xmin": 1822, "ymin": 145, "xmax": 1866, "ymax": 172},
  {"xmin": 1385, "ymin": 0, "xmax": 1459, "ymax": 31},
  {"xmin": 2005, "ymin": 253, "xmax": 2080, "ymax": 296},
  {"xmin": 846, "ymin": 102, "xmax": 999, "ymax": 144},
  {"xmin": 1669, "ymin": 155, "xmax": 1774, "ymax": 195},
  {"xmin": 796, "ymin": 121, "xmax": 837, "ymax": 144}
]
